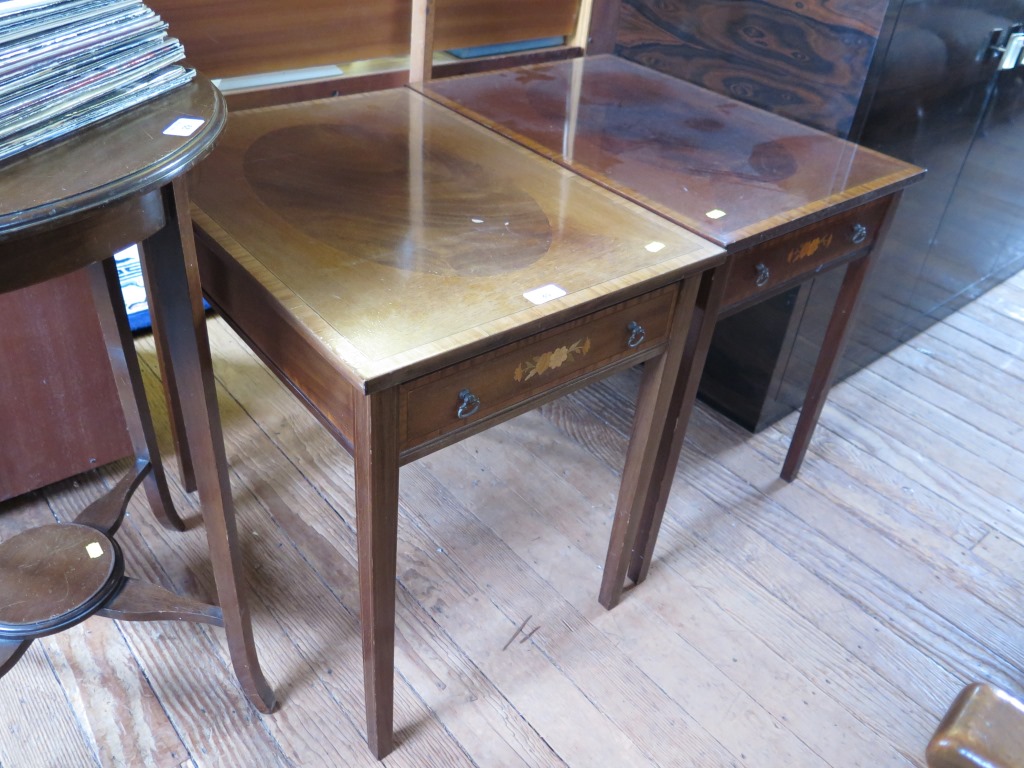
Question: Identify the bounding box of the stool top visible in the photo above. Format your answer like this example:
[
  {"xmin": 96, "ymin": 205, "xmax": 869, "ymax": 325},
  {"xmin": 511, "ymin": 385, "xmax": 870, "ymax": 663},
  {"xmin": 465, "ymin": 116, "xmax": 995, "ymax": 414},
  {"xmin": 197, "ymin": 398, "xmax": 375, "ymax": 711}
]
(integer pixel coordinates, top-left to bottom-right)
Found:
[
  {"xmin": 0, "ymin": 523, "xmax": 123, "ymax": 639},
  {"xmin": 0, "ymin": 77, "xmax": 225, "ymax": 240}
]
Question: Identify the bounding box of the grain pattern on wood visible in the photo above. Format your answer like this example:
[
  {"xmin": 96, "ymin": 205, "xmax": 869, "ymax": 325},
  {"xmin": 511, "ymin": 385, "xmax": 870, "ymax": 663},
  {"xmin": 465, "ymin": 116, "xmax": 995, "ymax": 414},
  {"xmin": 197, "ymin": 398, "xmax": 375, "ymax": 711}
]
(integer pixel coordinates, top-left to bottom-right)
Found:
[
  {"xmin": 423, "ymin": 425, "xmax": 875, "ymax": 764},
  {"xmin": 42, "ymin": 621, "xmax": 192, "ymax": 768},
  {"xmin": 398, "ymin": 461, "xmax": 744, "ymax": 765},
  {"xmin": 150, "ymin": 0, "xmax": 578, "ymax": 80},
  {"xmin": 614, "ymin": 0, "xmax": 888, "ymax": 137},
  {"xmin": 525, "ymin": 381, "xmax": 950, "ymax": 758},
  {"xmin": 0, "ymin": 645, "xmax": 102, "ymax": 767},
  {"xmin": 2, "ymin": 264, "xmax": 1021, "ymax": 764},
  {"xmin": 725, "ymin": 422, "xmax": 1024, "ymax": 688}
]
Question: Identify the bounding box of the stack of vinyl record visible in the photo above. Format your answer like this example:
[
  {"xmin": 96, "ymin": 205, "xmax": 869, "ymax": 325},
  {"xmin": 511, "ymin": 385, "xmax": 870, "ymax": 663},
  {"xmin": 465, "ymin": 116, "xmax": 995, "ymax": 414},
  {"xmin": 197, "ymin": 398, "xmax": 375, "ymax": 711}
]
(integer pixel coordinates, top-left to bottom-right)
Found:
[{"xmin": 0, "ymin": 0, "xmax": 193, "ymax": 163}]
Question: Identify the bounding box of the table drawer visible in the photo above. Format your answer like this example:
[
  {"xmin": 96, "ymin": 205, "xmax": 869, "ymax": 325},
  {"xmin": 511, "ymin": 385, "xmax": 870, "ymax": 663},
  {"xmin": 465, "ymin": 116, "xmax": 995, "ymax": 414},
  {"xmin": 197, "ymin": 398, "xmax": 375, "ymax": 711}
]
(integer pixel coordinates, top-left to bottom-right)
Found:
[
  {"xmin": 723, "ymin": 197, "xmax": 889, "ymax": 309},
  {"xmin": 400, "ymin": 285, "xmax": 679, "ymax": 449}
]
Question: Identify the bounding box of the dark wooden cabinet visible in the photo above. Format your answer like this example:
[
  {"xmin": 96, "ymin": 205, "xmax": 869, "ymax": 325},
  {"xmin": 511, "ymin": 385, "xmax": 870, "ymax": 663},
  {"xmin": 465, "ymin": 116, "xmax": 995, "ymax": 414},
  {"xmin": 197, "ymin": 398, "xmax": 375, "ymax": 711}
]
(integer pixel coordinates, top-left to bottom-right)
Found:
[
  {"xmin": 613, "ymin": 0, "xmax": 1024, "ymax": 430},
  {"xmin": 793, "ymin": 0, "xmax": 1024, "ymax": 416},
  {"xmin": 0, "ymin": 272, "xmax": 130, "ymax": 502}
]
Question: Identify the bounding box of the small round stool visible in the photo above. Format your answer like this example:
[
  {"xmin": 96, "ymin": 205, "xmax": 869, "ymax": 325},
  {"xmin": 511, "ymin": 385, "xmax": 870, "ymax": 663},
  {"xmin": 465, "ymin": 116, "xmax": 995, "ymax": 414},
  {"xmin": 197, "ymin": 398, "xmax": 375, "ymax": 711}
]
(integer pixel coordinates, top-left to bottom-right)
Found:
[{"xmin": 0, "ymin": 524, "xmax": 124, "ymax": 641}]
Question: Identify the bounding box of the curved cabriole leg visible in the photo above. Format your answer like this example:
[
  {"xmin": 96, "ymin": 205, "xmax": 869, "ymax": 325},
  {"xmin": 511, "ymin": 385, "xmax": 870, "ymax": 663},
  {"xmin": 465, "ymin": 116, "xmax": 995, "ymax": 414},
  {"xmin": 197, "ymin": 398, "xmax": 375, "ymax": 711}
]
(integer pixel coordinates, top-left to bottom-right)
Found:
[
  {"xmin": 139, "ymin": 178, "xmax": 276, "ymax": 714},
  {"xmin": 86, "ymin": 257, "xmax": 184, "ymax": 532}
]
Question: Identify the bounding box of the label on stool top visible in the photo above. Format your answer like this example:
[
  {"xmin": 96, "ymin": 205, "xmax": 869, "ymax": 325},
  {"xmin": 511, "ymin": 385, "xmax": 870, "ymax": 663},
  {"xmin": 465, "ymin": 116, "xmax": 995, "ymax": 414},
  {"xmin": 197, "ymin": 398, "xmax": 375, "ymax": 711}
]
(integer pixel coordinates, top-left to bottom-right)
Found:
[{"xmin": 163, "ymin": 117, "xmax": 206, "ymax": 137}]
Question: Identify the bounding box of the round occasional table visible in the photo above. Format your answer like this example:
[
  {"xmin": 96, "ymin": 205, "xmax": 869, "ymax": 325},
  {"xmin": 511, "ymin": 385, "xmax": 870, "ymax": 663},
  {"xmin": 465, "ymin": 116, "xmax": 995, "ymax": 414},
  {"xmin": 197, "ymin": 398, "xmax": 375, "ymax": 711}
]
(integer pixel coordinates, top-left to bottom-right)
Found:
[{"xmin": 0, "ymin": 76, "xmax": 275, "ymax": 713}]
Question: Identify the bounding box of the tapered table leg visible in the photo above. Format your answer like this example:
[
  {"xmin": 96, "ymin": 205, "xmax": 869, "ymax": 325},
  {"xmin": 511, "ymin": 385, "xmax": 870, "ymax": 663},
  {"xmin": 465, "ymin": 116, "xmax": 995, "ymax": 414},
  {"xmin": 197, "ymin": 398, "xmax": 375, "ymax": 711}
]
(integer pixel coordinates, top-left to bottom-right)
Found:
[
  {"xmin": 780, "ymin": 254, "xmax": 869, "ymax": 481},
  {"xmin": 139, "ymin": 177, "xmax": 276, "ymax": 714},
  {"xmin": 623, "ymin": 265, "xmax": 729, "ymax": 588},
  {"xmin": 353, "ymin": 388, "xmax": 401, "ymax": 759},
  {"xmin": 600, "ymin": 274, "xmax": 704, "ymax": 609},
  {"xmin": 781, "ymin": 193, "xmax": 901, "ymax": 482}
]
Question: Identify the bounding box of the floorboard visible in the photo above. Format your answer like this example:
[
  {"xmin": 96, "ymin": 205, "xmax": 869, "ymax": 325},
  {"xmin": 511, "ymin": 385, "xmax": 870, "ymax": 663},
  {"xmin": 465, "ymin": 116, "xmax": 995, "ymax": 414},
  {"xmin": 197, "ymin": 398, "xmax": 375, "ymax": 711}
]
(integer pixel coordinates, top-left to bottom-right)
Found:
[{"xmin": 0, "ymin": 268, "xmax": 1021, "ymax": 767}]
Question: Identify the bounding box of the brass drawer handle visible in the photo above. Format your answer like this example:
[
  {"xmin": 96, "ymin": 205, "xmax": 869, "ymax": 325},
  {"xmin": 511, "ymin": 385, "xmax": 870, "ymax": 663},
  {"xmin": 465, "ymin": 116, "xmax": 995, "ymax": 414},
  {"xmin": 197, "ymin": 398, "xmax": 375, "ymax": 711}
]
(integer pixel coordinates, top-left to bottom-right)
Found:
[
  {"xmin": 851, "ymin": 223, "xmax": 868, "ymax": 244},
  {"xmin": 626, "ymin": 321, "xmax": 646, "ymax": 348},
  {"xmin": 755, "ymin": 262, "xmax": 770, "ymax": 287},
  {"xmin": 456, "ymin": 388, "xmax": 480, "ymax": 419}
]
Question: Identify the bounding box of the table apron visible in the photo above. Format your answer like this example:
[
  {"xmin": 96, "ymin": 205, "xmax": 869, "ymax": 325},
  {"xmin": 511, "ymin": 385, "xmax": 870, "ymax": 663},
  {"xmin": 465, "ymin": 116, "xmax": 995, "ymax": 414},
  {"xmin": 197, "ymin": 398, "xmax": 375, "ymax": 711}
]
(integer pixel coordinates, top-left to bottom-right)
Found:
[{"xmin": 0, "ymin": 189, "xmax": 166, "ymax": 294}]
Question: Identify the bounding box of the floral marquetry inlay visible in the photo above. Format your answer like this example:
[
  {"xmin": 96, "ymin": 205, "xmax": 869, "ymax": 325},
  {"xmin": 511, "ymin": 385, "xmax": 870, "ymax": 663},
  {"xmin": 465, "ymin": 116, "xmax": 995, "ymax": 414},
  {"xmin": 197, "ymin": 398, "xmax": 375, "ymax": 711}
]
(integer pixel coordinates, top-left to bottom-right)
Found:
[
  {"xmin": 787, "ymin": 233, "xmax": 834, "ymax": 264},
  {"xmin": 514, "ymin": 338, "xmax": 591, "ymax": 382}
]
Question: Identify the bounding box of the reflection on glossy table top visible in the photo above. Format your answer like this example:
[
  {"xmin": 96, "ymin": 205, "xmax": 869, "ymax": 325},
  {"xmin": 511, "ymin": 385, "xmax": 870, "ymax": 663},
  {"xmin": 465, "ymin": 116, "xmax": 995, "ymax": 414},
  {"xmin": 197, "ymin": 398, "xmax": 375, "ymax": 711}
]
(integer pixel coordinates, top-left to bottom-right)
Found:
[
  {"xmin": 190, "ymin": 88, "xmax": 724, "ymax": 387},
  {"xmin": 419, "ymin": 55, "xmax": 924, "ymax": 249},
  {"xmin": 0, "ymin": 78, "xmax": 224, "ymax": 238}
]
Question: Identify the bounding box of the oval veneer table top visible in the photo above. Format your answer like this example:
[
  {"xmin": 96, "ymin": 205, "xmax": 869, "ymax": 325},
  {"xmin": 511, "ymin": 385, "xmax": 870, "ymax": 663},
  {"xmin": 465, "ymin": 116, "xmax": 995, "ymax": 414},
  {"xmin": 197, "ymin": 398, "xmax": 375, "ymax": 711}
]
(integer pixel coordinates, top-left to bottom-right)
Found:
[
  {"xmin": 189, "ymin": 87, "xmax": 725, "ymax": 387},
  {"xmin": 0, "ymin": 76, "xmax": 225, "ymax": 239}
]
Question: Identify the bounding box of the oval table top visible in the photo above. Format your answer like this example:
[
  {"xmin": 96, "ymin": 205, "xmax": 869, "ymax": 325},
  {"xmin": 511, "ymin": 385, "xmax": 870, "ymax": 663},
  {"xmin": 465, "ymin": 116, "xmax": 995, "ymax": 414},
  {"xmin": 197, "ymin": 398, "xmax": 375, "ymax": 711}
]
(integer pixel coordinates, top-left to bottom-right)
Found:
[{"xmin": 189, "ymin": 88, "xmax": 726, "ymax": 388}]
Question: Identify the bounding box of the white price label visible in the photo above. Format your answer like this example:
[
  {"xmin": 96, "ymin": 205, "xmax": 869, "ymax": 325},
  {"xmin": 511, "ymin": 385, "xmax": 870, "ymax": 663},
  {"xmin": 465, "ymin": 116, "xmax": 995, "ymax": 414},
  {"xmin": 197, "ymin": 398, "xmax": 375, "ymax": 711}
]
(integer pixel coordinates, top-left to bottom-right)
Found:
[
  {"xmin": 523, "ymin": 284, "xmax": 567, "ymax": 305},
  {"xmin": 163, "ymin": 117, "xmax": 205, "ymax": 137}
]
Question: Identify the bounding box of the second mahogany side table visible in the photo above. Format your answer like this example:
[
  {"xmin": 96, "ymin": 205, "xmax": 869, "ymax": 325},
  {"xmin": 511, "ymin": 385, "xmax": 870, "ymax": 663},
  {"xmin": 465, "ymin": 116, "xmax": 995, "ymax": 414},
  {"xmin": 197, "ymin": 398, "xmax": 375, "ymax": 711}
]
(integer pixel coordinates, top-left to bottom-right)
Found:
[{"xmin": 418, "ymin": 55, "xmax": 924, "ymax": 605}]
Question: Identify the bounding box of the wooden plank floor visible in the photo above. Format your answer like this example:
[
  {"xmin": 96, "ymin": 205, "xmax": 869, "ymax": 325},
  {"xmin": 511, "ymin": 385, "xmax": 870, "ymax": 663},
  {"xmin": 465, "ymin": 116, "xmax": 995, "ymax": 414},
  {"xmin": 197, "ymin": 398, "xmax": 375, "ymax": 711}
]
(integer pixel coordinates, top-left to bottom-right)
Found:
[{"xmin": 1, "ymin": 267, "xmax": 1021, "ymax": 767}]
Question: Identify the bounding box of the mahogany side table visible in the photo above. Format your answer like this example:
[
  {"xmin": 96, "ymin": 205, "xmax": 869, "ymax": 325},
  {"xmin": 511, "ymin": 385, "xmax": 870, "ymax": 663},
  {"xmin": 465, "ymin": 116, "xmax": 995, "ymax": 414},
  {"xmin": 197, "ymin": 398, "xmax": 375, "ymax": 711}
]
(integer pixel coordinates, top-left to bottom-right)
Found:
[
  {"xmin": 187, "ymin": 87, "xmax": 724, "ymax": 757},
  {"xmin": 0, "ymin": 77, "xmax": 275, "ymax": 714},
  {"xmin": 418, "ymin": 55, "xmax": 924, "ymax": 605}
]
